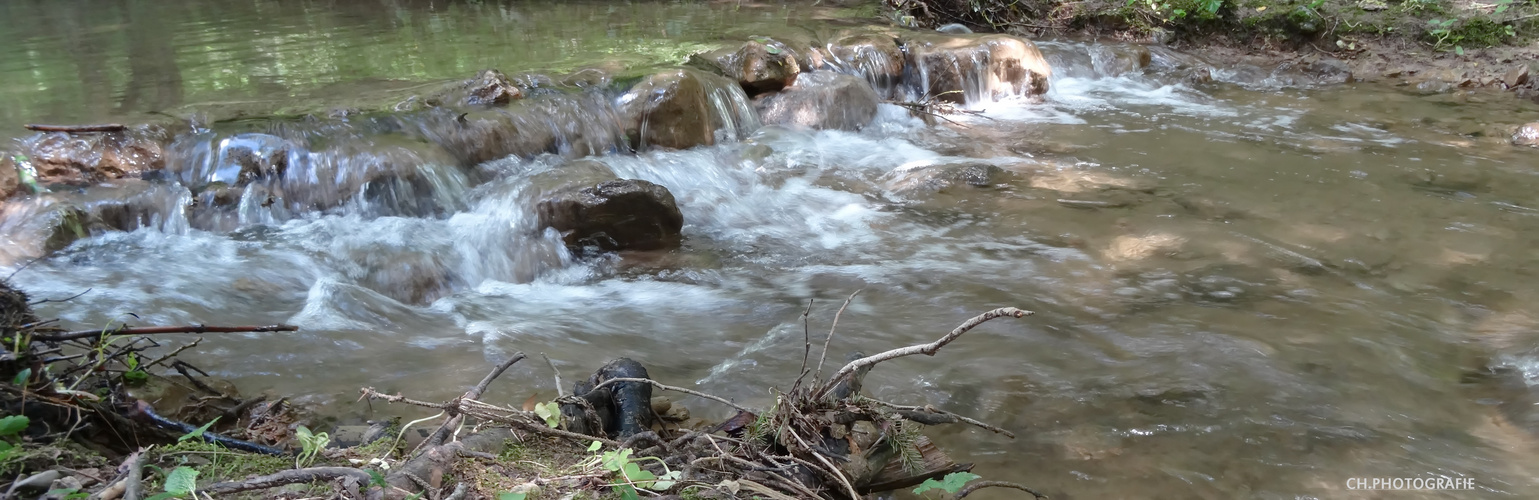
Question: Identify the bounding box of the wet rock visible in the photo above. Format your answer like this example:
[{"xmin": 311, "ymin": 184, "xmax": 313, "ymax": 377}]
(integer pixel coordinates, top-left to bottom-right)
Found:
[
  {"xmin": 902, "ymin": 33, "xmax": 1053, "ymax": 102},
  {"xmin": 1515, "ymin": 123, "xmax": 1539, "ymax": 147},
  {"xmin": 464, "ymin": 69, "xmax": 524, "ymax": 106},
  {"xmin": 213, "ymin": 133, "xmax": 290, "ymax": 186},
  {"xmin": 403, "ymin": 107, "xmax": 559, "ymax": 166},
  {"xmin": 691, "ymin": 39, "xmax": 801, "ymax": 95},
  {"xmin": 936, "ymin": 23, "xmax": 973, "ymax": 34},
  {"xmin": 755, "ymin": 72, "xmax": 880, "ymax": 131},
  {"xmin": 1507, "ymin": 65, "xmax": 1531, "ymax": 88},
  {"xmin": 356, "ymin": 250, "xmax": 458, "ymax": 305},
  {"xmin": 18, "ymin": 128, "xmax": 167, "ymax": 186},
  {"xmin": 40, "ymin": 205, "xmax": 90, "ymax": 253},
  {"xmin": 828, "ymin": 33, "xmax": 905, "ymax": 89},
  {"xmin": 1301, "ymin": 57, "xmax": 1355, "ymax": 84},
  {"xmin": 617, "ymin": 68, "xmax": 755, "ymax": 151},
  {"xmin": 536, "ymin": 178, "xmax": 684, "ymax": 252},
  {"xmin": 0, "ymin": 156, "xmax": 20, "ymax": 201},
  {"xmin": 886, "ymin": 162, "xmax": 1008, "ymax": 195}
]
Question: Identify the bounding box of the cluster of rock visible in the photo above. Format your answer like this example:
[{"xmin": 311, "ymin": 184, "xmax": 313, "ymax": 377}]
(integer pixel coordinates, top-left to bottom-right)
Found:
[{"xmin": 0, "ymin": 27, "xmax": 1055, "ymax": 264}]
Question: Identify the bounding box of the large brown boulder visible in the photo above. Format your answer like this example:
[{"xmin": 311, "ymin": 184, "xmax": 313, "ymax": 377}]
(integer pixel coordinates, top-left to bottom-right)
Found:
[
  {"xmin": 691, "ymin": 39, "xmax": 803, "ymax": 96},
  {"xmin": 617, "ymin": 69, "xmax": 754, "ymax": 151},
  {"xmin": 901, "ymin": 34, "xmax": 1052, "ymax": 103},
  {"xmin": 536, "ymin": 179, "xmax": 684, "ymax": 252},
  {"xmin": 1516, "ymin": 122, "xmax": 1539, "ymax": 147},
  {"xmin": 463, "ymin": 69, "xmax": 525, "ymax": 106},
  {"xmin": 755, "ymin": 72, "xmax": 880, "ymax": 131},
  {"xmin": 18, "ymin": 128, "xmax": 168, "ymax": 186}
]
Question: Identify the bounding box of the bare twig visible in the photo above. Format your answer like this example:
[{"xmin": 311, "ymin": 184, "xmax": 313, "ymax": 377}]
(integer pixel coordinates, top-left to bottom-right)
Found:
[
  {"xmin": 27, "ymin": 288, "xmax": 91, "ymax": 306},
  {"xmin": 867, "ymin": 399, "xmax": 1015, "ymax": 438},
  {"xmin": 542, "ymin": 353, "xmax": 565, "ymax": 398},
  {"xmin": 814, "ymin": 290, "xmax": 862, "ymax": 386},
  {"xmin": 785, "ymin": 428, "xmax": 861, "ymax": 500},
  {"xmin": 791, "ymin": 299, "xmax": 815, "ymax": 391},
  {"xmin": 956, "ymin": 480, "xmax": 1048, "ymax": 499},
  {"xmin": 587, "ymin": 377, "xmax": 756, "ymax": 414},
  {"xmin": 204, "ymin": 467, "xmax": 374, "ymax": 494},
  {"xmin": 467, "ymin": 352, "xmax": 527, "ymax": 401},
  {"xmin": 425, "ymin": 352, "xmax": 527, "ymax": 449},
  {"xmin": 24, "ymin": 123, "xmax": 126, "ymax": 133},
  {"xmin": 140, "ymin": 338, "xmax": 202, "ymax": 371},
  {"xmin": 816, "ymin": 307, "xmax": 1032, "ymax": 400},
  {"xmin": 35, "ymin": 324, "xmax": 298, "ymax": 342}
]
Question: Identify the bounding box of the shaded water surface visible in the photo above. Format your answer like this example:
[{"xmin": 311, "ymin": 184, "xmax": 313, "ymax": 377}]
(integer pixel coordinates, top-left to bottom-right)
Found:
[{"xmin": 6, "ymin": 1, "xmax": 1539, "ymax": 499}]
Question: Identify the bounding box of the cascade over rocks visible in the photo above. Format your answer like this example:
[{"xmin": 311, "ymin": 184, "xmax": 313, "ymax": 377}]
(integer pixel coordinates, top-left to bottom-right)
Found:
[
  {"xmin": 828, "ymin": 32, "xmax": 906, "ymax": 92},
  {"xmin": 536, "ymin": 178, "xmax": 684, "ymax": 252},
  {"xmin": 690, "ymin": 39, "xmax": 803, "ymax": 96},
  {"xmin": 617, "ymin": 68, "xmax": 756, "ymax": 151},
  {"xmin": 902, "ymin": 33, "xmax": 1052, "ymax": 102},
  {"xmin": 755, "ymin": 71, "xmax": 880, "ymax": 131}
]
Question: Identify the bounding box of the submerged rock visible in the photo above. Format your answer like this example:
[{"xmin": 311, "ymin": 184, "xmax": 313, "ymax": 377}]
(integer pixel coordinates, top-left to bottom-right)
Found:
[
  {"xmin": 463, "ymin": 69, "xmax": 525, "ymax": 106},
  {"xmin": 936, "ymin": 23, "xmax": 973, "ymax": 34},
  {"xmin": 1515, "ymin": 122, "xmax": 1539, "ymax": 147},
  {"xmin": 617, "ymin": 68, "xmax": 757, "ymax": 151},
  {"xmin": 691, "ymin": 39, "xmax": 802, "ymax": 96},
  {"xmin": 0, "ymin": 156, "xmax": 19, "ymax": 201},
  {"xmin": 755, "ymin": 72, "xmax": 880, "ymax": 131},
  {"xmin": 902, "ymin": 33, "xmax": 1052, "ymax": 102},
  {"xmin": 886, "ymin": 162, "xmax": 1008, "ymax": 195},
  {"xmin": 536, "ymin": 178, "xmax": 684, "ymax": 252},
  {"xmin": 17, "ymin": 128, "xmax": 167, "ymax": 186}
]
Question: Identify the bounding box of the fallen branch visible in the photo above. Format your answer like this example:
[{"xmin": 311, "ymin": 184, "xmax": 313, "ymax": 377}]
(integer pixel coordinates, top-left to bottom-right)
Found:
[
  {"xmin": 813, "ymin": 290, "xmax": 862, "ymax": 386},
  {"xmin": 816, "ymin": 307, "xmax": 1031, "ymax": 400},
  {"xmin": 24, "ymin": 123, "xmax": 126, "ymax": 133},
  {"xmin": 34, "ymin": 324, "xmax": 298, "ymax": 342},
  {"xmin": 956, "ymin": 480, "xmax": 1048, "ymax": 499},
  {"xmin": 423, "ymin": 352, "xmax": 526, "ymax": 448},
  {"xmin": 123, "ymin": 448, "xmax": 147, "ymax": 500},
  {"xmin": 587, "ymin": 377, "xmax": 756, "ymax": 414},
  {"xmin": 204, "ymin": 467, "xmax": 375, "ymax": 494}
]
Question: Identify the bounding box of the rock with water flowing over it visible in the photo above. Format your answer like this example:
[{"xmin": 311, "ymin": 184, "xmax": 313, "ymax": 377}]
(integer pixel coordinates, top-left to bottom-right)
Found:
[
  {"xmin": 828, "ymin": 33, "xmax": 906, "ymax": 91},
  {"xmin": 754, "ymin": 72, "xmax": 880, "ymax": 131},
  {"xmin": 537, "ymin": 179, "xmax": 684, "ymax": 252},
  {"xmin": 902, "ymin": 33, "xmax": 1052, "ymax": 103},
  {"xmin": 617, "ymin": 69, "xmax": 753, "ymax": 151},
  {"xmin": 1516, "ymin": 123, "xmax": 1539, "ymax": 147},
  {"xmin": 690, "ymin": 39, "xmax": 802, "ymax": 96},
  {"xmin": 462, "ymin": 69, "xmax": 525, "ymax": 106},
  {"xmin": 16, "ymin": 128, "xmax": 168, "ymax": 186}
]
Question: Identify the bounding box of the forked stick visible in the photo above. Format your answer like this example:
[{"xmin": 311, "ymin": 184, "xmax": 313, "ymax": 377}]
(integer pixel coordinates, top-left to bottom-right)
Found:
[{"xmin": 814, "ymin": 307, "xmax": 1032, "ymax": 400}]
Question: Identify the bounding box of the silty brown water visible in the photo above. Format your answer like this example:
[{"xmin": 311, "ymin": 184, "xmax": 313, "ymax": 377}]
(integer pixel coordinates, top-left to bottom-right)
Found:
[{"xmin": 3, "ymin": 1, "xmax": 1539, "ymax": 498}]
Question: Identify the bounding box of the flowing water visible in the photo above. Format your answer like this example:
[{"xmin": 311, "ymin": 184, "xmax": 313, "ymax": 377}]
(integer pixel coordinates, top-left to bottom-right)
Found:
[{"xmin": 5, "ymin": 1, "xmax": 1539, "ymax": 498}]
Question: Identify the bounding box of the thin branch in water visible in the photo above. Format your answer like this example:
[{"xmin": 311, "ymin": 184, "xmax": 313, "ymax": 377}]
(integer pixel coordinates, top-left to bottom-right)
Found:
[
  {"xmin": 956, "ymin": 480, "xmax": 1048, "ymax": 499},
  {"xmin": 816, "ymin": 307, "xmax": 1032, "ymax": 400},
  {"xmin": 27, "ymin": 288, "xmax": 91, "ymax": 306},
  {"xmin": 34, "ymin": 324, "xmax": 298, "ymax": 342},
  {"xmin": 542, "ymin": 352, "xmax": 566, "ymax": 398},
  {"xmin": 867, "ymin": 399, "xmax": 1015, "ymax": 438},
  {"xmin": 814, "ymin": 289, "xmax": 862, "ymax": 386},
  {"xmin": 790, "ymin": 298, "xmax": 815, "ymax": 392},
  {"xmin": 24, "ymin": 123, "xmax": 127, "ymax": 133},
  {"xmin": 587, "ymin": 377, "xmax": 756, "ymax": 414}
]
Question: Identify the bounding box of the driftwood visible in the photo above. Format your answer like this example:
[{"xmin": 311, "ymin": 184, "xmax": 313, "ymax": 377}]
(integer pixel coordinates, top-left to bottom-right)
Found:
[
  {"xmin": 33, "ymin": 324, "xmax": 298, "ymax": 342},
  {"xmin": 23, "ymin": 123, "xmax": 127, "ymax": 133}
]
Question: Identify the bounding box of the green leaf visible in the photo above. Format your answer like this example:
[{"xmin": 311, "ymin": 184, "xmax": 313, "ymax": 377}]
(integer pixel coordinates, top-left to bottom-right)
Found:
[
  {"xmin": 587, "ymin": 440, "xmax": 602, "ymax": 452},
  {"xmin": 614, "ymin": 484, "xmax": 640, "ymax": 500},
  {"xmin": 495, "ymin": 493, "xmax": 528, "ymax": 500},
  {"xmin": 126, "ymin": 354, "xmax": 140, "ymax": 371},
  {"xmin": 0, "ymin": 415, "xmax": 29, "ymax": 436},
  {"xmin": 533, "ymin": 402, "xmax": 561, "ymax": 428},
  {"xmin": 1455, "ymin": 45, "xmax": 1465, "ymax": 55},
  {"xmin": 649, "ymin": 470, "xmax": 681, "ymax": 490},
  {"xmin": 144, "ymin": 493, "xmax": 178, "ymax": 500},
  {"xmin": 913, "ymin": 471, "xmax": 982, "ymax": 496},
  {"xmin": 163, "ymin": 466, "xmax": 199, "ymax": 494},
  {"xmin": 178, "ymin": 417, "xmax": 219, "ymax": 443},
  {"xmin": 12, "ymin": 368, "xmax": 31, "ymax": 387}
]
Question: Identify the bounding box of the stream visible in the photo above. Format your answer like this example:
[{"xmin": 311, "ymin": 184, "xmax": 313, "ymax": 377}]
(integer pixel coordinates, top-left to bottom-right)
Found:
[{"xmin": 5, "ymin": 0, "xmax": 1539, "ymax": 498}]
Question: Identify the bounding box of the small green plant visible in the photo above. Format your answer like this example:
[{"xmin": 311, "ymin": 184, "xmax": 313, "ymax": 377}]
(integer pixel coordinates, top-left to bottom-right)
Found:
[
  {"xmin": 1427, "ymin": 18, "xmax": 1460, "ymax": 51},
  {"xmin": 43, "ymin": 489, "xmax": 90, "ymax": 500},
  {"xmin": 533, "ymin": 401, "xmax": 561, "ymax": 428},
  {"xmin": 576, "ymin": 441, "xmax": 681, "ymax": 500},
  {"xmin": 177, "ymin": 417, "xmax": 218, "ymax": 443},
  {"xmin": 145, "ymin": 466, "xmax": 199, "ymax": 500},
  {"xmin": 123, "ymin": 354, "xmax": 149, "ymax": 385},
  {"xmin": 495, "ymin": 493, "xmax": 528, "ymax": 500},
  {"xmin": 295, "ymin": 425, "xmax": 330, "ymax": 468},
  {"xmin": 913, "ymin": 471, "xmax": 982, "ymax": 499},
  {"xmin": 0, "ymin": 415, "xmax": 29, "ymax": 463}
]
